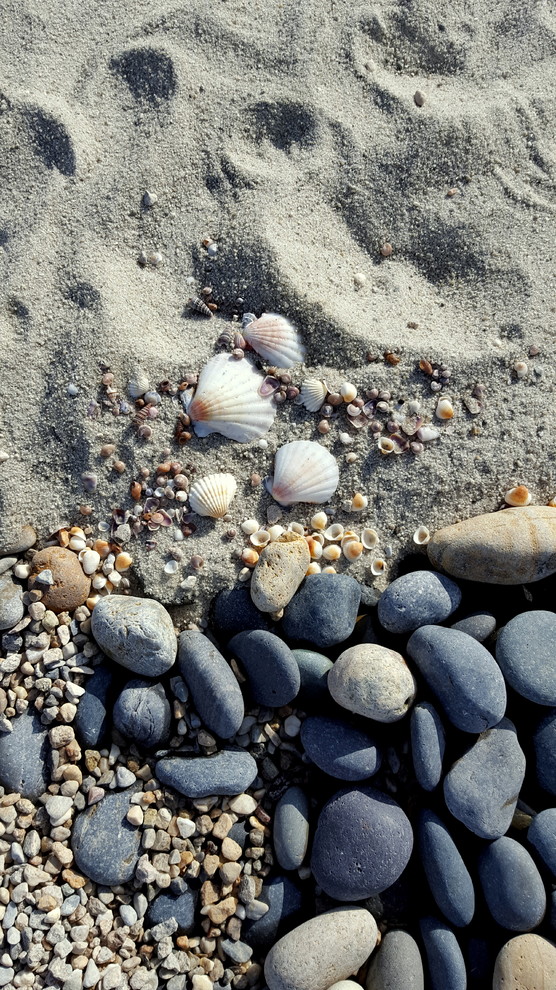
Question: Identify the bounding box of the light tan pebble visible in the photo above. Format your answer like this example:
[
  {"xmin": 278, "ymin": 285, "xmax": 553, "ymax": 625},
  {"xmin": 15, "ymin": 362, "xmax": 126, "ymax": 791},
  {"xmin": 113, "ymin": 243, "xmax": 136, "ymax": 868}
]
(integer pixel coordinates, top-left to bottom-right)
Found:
[
  {"xmin": 220, "ymin": 861, "xmax": 242, "ymax": 885},
  {"xmin": 306, "ymin": 562, "xmax": 322, "ymax": 575},
  {"xmin": 14, "ymin": 562, "xmax": 32, "ymax": 579},
  {"xmin": 250, "ymin": 533, "xmax": 311, "ymax": 613},
  {"xmin": 228, "ymin": 794, "xmax": 257, "ymax": 816},
  {"xmin": 203, "ymin": 854, "xmax": 220, "ymax": 877},
  {"xmin": 62, "ymin": 765, "xmax": 82, "ymax": 783},
  {"xmin": 206, "ymin": 896, "xmax": 238, "ymax": 924},
  {"xmin": 49, "ymin": 725, "xmax": 75, "ymax": 749},
  {"xmin": 52, "ymin": 841, "xmax": 73, "ymax": 866},
  {"xmin": 60, "ymin": 780, "xmax": 79, "ymax": 797},
  {"xmin": 59, "ymin": 703, "xmax": 77, "ymax": 723},
  {"xmin": 329, "ymin": 644, "xmax": 416, "ymax": 722},
  {"xmin": 340, "ymin": 383, "xmax": 357, "ymax": 402},
  {"xmin": 127, "ymin": 807, "xmax": 144, "ymax": 827},
  {"xmin": 37, "ymin": 894, "xmax": 58, "ymax": 912},
  {"xmin": 493, "ymin": 933, "xmax": 556, "ymax": 989},
  {"xmin": 413, "ymin": 90, "xmax": 426, "ymax": 106},
  {"xmin": 310, "ymin": 511, "xmax": 328, "ymax": 530},
  {"xmin": 221, "ymin": 837, "xmax": 242, "ymax": 861},
  {"xmin": 100, "ymin": 444, "xmax": 115, "ymax": 458},
  {"xmin": 212, "ymin": 813, "xmax": 234, "ymax": 840},
  {"xmin": 192, "ymin": 976, "xmax": 213, "ymax": 990}
]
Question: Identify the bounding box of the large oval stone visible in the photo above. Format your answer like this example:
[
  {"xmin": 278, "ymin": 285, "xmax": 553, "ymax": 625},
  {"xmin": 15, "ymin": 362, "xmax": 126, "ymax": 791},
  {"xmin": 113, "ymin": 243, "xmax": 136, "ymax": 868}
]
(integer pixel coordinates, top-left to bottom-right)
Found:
[
  {"xmin": 418, "ymin": 809, "xmax": 475, "ymax": 927},
  {"xmin": 410, "ymin": 702, "xmax": 446, "ymax": 792},
  {"xmin": 496, "ymin": 610, "xmax": 556, "ymax": 705},
  {"xmin": 534, "ymin": 709, "xmax": 556, "ymax": 795},
  {"xmin": 156, "ymin": 751, "xmax": 257, "ymax": 798},
  {"xmin": 281, "ymin": 573, "xmax": 361, "ymax": 647},
  {"xmin": 29, "ymin": 546, "xmax": 90, "ymax": 613},
  {"xmin": 293, "ymin": 649, "xmax": 334, "ymax": 708},
  {"xmin": 479, "ymin": 836, "xmax": 546, "ymax": 931},
  {"xmin": 273, "ymin": 786, "xmax": 310, "ymax": 871},
  {"xmin": 365, "ymin": 930, "xmax": 424, "ymax": 990},
  {"xmin": 427, "ymin": 505, "xmax": 556, "ymax": 584},
  {"xmin": 264, "ymin": 906, "xmax": 377, "ymax": 990},
  {"xmin": 419, "ymin": 917, "xmax": 466, "ymax": 990},
  {"xmin": 407, "ymin": 625, "xmax": 506, "ymax": 733},
  {"xmin": 229, "ymin": 629, "xmax": 300, "ymax": 706},
  {"xmin": 178, "ymin": 630, "xmax": 244, "ymax": 738},
  {"xmin": 72, "ymin": 785, "xmax": 142, "ymax": 885},
  {"xmin": 301, "ymin": 715, "xmax": 381, "ymax": 780},
  {"xmin": 250, "ymin": 533, "xmax": 310, "ymax": 613},
  {"xmin": 493, "ymin": 934, "xmax": 556, "ymax": 989},
  {"xmin": 328, "ymin": 644, "xmax": 416, "ymax": 723},
  {"xmin": 377, "ymin": 570, "xmax": 461, "ymax": 634},
  {"xmin": 0, "ymin": 710, "xmax": 50, "ymax": 800},
  {"xmin": 443, "ymin": 718, "xmax": 526, "ymax": 838},
  {"xmin": 311, "ymin": 786, "xmax": 413, "ymax": 901},
  {"xmin": 528, "ymin": 808, "xmax": 556, "ymax": 877},
  {"xmin": 91, "ymin": 595, "xmax": 176, "ymax": 677}
]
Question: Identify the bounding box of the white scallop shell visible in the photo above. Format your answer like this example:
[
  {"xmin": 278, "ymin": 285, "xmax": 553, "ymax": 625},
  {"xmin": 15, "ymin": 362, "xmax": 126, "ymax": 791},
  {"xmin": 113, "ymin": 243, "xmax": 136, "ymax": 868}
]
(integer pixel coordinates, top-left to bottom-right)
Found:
[
  {"xmin": 188, "ymin": 473, "xmax": 237, "ymax": 518},
  {"xmin": 128, "ymin": 370, "xmax": 150, "ymax": 399},
  {"xmin": 267, "ymin": 441, "xmax": 339, "ymax": 506},
  {"xmin": 299, "ymin": 379, "xmax": 327, "ymax": 412},
  {"xmin": 186, "ymin": 355, "xmax": 276, "ymax": 443},
  {"xmin": 242, "ymin": 313, "xmax": 305, "ymax": 368}
]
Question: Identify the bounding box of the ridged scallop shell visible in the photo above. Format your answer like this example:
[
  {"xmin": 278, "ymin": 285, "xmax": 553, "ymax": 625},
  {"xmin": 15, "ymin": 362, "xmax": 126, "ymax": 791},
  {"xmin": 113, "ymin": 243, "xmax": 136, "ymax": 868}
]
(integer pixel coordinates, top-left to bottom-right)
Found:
[
  {"xmin": 299, "ymin": 379, "xmax": 328, "ymax": 412},
  {"xmin": 128, "ymin": 370, "xmax": 150, "ymax": 399},
  {"xmin": 188, "ymin": 473, "xmax": 237, "ymax": 518},
  {"xmin": 267, "ymin": 441, "xmax": 339, "ymax": 506},
  {"xmin": 186, "ymin": 355, "xmax": 276, "ymax": 443},
  {"xmin": 242, "ymin": 313, "xmax": 305, "ymax": 368}
]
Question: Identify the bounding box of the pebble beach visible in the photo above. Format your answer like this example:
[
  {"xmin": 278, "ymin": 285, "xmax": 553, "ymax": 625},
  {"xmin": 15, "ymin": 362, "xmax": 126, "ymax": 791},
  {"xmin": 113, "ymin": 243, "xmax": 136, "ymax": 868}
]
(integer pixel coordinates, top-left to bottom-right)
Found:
[{"xmin": 2, "ymin": 0, "xmax": 556, "ymax": 988}]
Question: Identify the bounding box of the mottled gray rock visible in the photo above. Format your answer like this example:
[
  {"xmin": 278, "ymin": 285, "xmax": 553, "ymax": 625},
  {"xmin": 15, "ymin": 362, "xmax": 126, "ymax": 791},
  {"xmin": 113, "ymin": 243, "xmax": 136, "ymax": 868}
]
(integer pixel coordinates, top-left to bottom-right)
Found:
[
  {"xmin": 273, "ymin": 786, "xmax": 310, "ymax": 871},
  {"xmin": 377, "ymin": 570, "xmax": 461, "ymax": 634},
  {"xmin": 72, "ymin": 785, "xmax": 142, "ymax": 885},
  {"xmin": 113, "ymin": 679, "xmax": 171, "ymax": 748},
  {"xmin": 478, "ymin": 837, "xmax": 546, "ymax": 931},
  {"xmin": 0, "ymin": 524, "xmax": 36, "ymax": 557},
  {"xmin": 0, "ymin": 710, "xmax": 50, "ymax": 800},
  {"xmin": 418, "ymin": 809, "xmax": 475, "ymax": 927},
  {"xmin": 328, "ymin": 644, "xmax": 416, "ymax": 723},
  {"xmin": 301, "ymin": 715, "xmax": 381, "ymax": 780},
  {"xmin": 496, "ymin": 610, "xmax": 556, "ymax": 705},
  {"xmin": 451, "ymin": 611, "xmax": 496, "ymax": 643},
  {"xmin": 410, "ymin": 702, "xmax": 446, "ymax": 792},
  {"xmin": 282, "ymin": 573, "xmax": 361, "ymax": 647},
  {"xmin": 365, "ymin": 930, "xmax": 424, "ymax": 990},
  {"xmin": 444, "ymin": 718, "xmax": 526, "ymax": 838},
  {"xmin": 0, "ymin": 573, "xmax": 23, "ymax": 631},
  {"xmin": 156, "ymin": 751, "xmax": 258, "ymax": 798},
  {"xmin": 91, "ymin": 595, "xmax": 176, "ymax": 677},
  {"xmin": 146, "ymin": 888, "xmax": 197, "ymax": 932},
  {"xmin": 264, "ymin": 907, "xmax": 377, "ymax": 990},
  {"xmin": 178, "ymin": 631, "xmax": 244, "ymax": 738},
  {"xmin": 407, "ymin": 625, "xmax": 506, "ymax": 733},
  {"xmin": 528, "ymin": 808, "xmax": 556, "ymax": 876},
  {"xmin": 419, "ymin": 917, "xmax": 466, "ymax": 990}
]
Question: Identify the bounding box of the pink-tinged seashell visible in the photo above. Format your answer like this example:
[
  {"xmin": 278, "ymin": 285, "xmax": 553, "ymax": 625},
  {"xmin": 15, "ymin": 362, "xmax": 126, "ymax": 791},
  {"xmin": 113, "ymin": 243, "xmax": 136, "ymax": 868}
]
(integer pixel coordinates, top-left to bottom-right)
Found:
[
  {"xmin": 188, "ymin": 473, "xmax": 237, "ymax": 518},
  {"xmin": 242, "ymin": 313, "xmax": 305, "ymax": 368},
  {"xmin": 186, "ymin": 354, "xmax": 276, "ymax": 443},
  {"xmin": 298, "ymin": 378, "xmax": 328, "ymax": 412},
  {"xmin": 266, "ymin": 440, "xmax": 339, "ymax": 506},
  {"xmin": 259, "ymin": 376, "xmax": 281, "ymax": 397}
]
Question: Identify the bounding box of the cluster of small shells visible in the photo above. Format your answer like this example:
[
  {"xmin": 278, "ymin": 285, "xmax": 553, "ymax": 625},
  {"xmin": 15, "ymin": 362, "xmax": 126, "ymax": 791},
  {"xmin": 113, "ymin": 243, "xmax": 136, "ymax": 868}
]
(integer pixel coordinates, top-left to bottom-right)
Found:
[{"xmin": 54, "ymin": 526, "xmax": 132, "ymax": 611}]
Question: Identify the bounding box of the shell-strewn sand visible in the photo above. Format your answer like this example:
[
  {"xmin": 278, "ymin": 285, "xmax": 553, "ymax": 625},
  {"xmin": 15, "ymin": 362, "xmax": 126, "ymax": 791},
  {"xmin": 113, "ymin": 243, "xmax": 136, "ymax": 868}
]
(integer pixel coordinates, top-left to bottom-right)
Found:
[{"xmin": 1, "ymin": 0, "xmax": 555, "ymax": 616}]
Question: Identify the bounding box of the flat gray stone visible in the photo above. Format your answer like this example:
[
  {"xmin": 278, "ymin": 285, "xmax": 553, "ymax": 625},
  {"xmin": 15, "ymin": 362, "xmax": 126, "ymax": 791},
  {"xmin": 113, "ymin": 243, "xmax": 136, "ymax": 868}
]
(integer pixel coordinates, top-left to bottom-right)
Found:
[
  {"xmin": 0, "ymin": 573, "xmax": 23, "ymax": 631},
  {"xmin": 273, "ymin": 786, "xmax": 310, "ymax": 871},
  {"xmin": 156, "ymin": 751, "xmax": 258, "ymax": 798},
  {"xmin": 377, "ymin": 570, "xmax": 461, "ymax": 634},
  {"xmin": 366, "ymin": 930, "xmax": 424, "ymax": 990},
  {"xmin": 496, "ymin": 610, "xmax": 556, "ymax": 705},
  {"xmin": 0, "ymin": 710, "xmax": 50, "ymax": 799},
  {"xmin": 91, "ymin": 595, "xmax": 176, "ymax": 677},
  {"xmin": 72, "ymin": 784, "xmax": 142, "ymax": 885},
  {"xmin": 0, "ymin": 524, "xmax": 36, "ymax": 557},
  {"xmin": 479, "ymin": 837, "xmax": 546, "ymax": 931},
  {"xmin": 178, "ymin": 630, "xmax": 244, "ymax": 738}
]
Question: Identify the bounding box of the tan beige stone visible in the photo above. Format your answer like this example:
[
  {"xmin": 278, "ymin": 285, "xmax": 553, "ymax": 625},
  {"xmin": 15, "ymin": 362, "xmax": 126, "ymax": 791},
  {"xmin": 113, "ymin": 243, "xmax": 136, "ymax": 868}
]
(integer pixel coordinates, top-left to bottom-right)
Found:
[
  {"xmin": 493, "ymin": 934, "xmax": 556, "ymax": 989},
  {"xmin": 250, "ymin": 533, "xmax": 310, "ymax": 613},
  {"xmin": 29, "ymin": 547, "xmax": 91, "ymax": 613}
]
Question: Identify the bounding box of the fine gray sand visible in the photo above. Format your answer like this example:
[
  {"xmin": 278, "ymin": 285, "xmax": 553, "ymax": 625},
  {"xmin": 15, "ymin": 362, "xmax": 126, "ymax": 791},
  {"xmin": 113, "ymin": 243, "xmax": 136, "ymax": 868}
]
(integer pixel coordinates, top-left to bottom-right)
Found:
[{"xmin": 1, "ymin": 0, "xmax": 555, "ymax": 619}]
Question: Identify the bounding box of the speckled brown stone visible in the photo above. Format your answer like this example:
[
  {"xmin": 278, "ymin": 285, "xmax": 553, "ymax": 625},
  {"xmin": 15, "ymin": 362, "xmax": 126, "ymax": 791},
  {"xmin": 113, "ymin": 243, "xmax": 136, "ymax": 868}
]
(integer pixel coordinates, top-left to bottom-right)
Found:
[{"xmin": 29, "ymin": 547, "xmax": 90, "ymax": 613}]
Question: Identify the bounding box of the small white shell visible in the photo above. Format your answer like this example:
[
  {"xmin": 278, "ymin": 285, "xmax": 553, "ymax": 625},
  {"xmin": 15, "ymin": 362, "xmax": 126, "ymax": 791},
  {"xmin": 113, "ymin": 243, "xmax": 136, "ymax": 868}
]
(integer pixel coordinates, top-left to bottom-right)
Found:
[
  {"xmin": 350, "ymin": 493, "xmax": 368, "ymax": 511},
  {"xmin": 187, "ymin": 354, "xmax": 276, "ymax": 443},
  {"xmin": 370, "ymin": 558, "xmax": 386, "ymax": 575},
  {"xmin": 323, "ymin": 544, "xmax": 341, "ymax": 561},
  {"xmin": 79, "ymin": 549, "xmax": 101, "ymax": 575},
  {"xmin": 128, "ymin": 370, "xmax": 150, "ymax": 399},
  {"xmin": 189, "ymin": 473, "xmax": 237, "ymax": 518},
  {"xmin": 311, "ymin": 511, "xmax": 328, "ymax": 530},
  {"xmin": 377, "ymin": 437, "xmax": 395, "ymax": 455},
  {"xmin": 504, "ymin": 486, "xmax": 532, "ymax": 507},
  {"xmin": 250, "ymin": 530, "xmax": 271, "ymax": 548},
  {"xmin": 299, "ymin": 379, "xmax": 328, "ymax": 413},
  {"xmin": 416, "ymin": 425, "xmax": 440, "ymax": 442},
  {"xmin": 321, "ymin": 565, "xmax": 337, "ymax": 573},
  {"xmin": 241, "ymin": 519, "xmax": 260, "ymax": 535},
  {"xmin": 435, "ymin": 397, "xmax": 454, "ymax": 420},
  {"xmin": 340, "ymin": 382, "xmax": 357, "ymax": 402},
  {"xmin": 306, "ymin": 562, "xmax": 322, "ymax": 575},
  {"xmin": 341, "ymin": 531, "xmax": 358, "ymax": 547},
  {"xmin": 267, "ymin": 441, "xmax": 339, "ymax": 506},
  {"xmin": 324, "ymin": 523, "xmax": 344, "ymax": 541},
  {"xmin": 92, "ymin": 574, "xmax": 107, "ymax": 590},
  {"xmin": 361, "ymin": 528, "xmax": 379, "ymax": 549},
  {"xmin": 69, "ymin": 536, "xmax": 87, "ymax": 551},
  {"xmin": 268, "ymin": 525, "xmax": 285, "ymax": 541},
  {"xmin": 311, "ymin": 531, "xmax": 325, "ymax": 546},
  {"xmin": 413, "ymin": 525, "xmax": 431, "ymax": 545},
  {"xmin": 242, "ymin": 313, "xmax": 305, "ymax": 368},
  {"xmin": 164, "ymin": 560, "xmax": 179, "ymax": 575},
  {"xmin": 306, "ymin": 538, "xmax": 323, "ymax": 560},
  {"xmin": 288, "ymin": 521, "xmax": 306, "ymax": 536},
  {"xmin": 343, "ymin": 540, "xmax": 363, "ymax": 561}
]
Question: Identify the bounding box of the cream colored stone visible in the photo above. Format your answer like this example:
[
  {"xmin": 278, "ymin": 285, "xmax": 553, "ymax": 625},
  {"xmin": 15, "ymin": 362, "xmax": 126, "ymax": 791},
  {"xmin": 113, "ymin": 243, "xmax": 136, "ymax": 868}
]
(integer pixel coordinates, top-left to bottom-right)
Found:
[
  {"xmin": 493, "ymin": 934, "xmax": 556, "ymax": 989},
  {"xmin": 328, "ymin": 644, "xmax": 416, "ymax": 722},
  {"xmin": 250, "ymin": 533, "xmax": 310, "ymax": 613}
]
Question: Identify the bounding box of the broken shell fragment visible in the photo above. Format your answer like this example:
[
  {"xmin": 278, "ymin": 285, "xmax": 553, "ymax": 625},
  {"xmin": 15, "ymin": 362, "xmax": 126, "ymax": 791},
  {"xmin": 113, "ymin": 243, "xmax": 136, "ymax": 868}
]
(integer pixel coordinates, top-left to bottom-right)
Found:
[
  {"xmin": 504, "ymin": 485, "xmax": 532, "ymax": 507},
  {"xmin": 266, "ymin": 440, "xmax": 340, "ymax": 506},
  {"xmin": 188, "ymin": 473, "xmax": 238, "ymax": 519}
]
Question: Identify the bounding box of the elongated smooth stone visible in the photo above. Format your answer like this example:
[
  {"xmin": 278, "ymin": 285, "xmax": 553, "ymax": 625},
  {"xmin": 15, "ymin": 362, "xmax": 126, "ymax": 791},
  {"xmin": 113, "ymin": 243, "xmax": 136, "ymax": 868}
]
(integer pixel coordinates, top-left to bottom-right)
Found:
[{"xmin": 427, "ymin": 505, "xmax": 556, "ymax": 584}]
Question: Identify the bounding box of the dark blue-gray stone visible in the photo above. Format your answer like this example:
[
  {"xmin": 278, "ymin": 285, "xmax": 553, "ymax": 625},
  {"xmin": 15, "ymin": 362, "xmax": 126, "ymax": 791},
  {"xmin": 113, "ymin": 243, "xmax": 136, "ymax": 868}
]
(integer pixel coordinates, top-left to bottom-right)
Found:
[
  {"xmin": 212, "ymin": 587, "xmax": 269, "ymax": 636},
  {"xmin": 418, "ymin": 809, "xmax": 475, "ymax": 927},
  {"xmin": 74, "ymin": 663, "xmax": 113, "ymax": 747},
  {"xmin": 528, "ymin": 808, "xmax": 556, "ymax": 876},
  {"xmin": 71, "ymin": 784, "xmax": 142, "ymax": 885},
  {"xmin": 113, "ymin": 678, "xmax": 171, "ymax": 748},
  {"xmin": 496, "ymin": 611, "xmax": 556, "ymax": 705},
  {"xmin": 443, "ymin": 718, "xmax": 526, "ymax": 839},
  {"xmin": 377, "ymin": 570, "xmax": 461, "ymax": 634},
  {"xmin": 146, "ymin": 888, "xmax": 197, "ymax": 933},
  {"xmin": 534, "ymin": 709, "xmax": 556, "ymax": 795},
  {"xmin": 220, "ymin": 939, "xmax": 252, "ymax": 964},
  {"xmin": 273, "ymin": 786, "xmax": 309, "ymax": 871},
  {"xmin": 478, "ymin": 836, "xmax": 546, "ymax": 931},
  {"xmin": 410, "ymin": 702, "xmax": 446, "ymax": 792},
  {"xmin": 156, "ymin": 751, "xmax": 258, "ymax": 798},
  {"xmin": 407, "ymin": 625, "xmax": 506, "ymax": 733},
  {"xmin": 551, "ymin": 890, "xmax": 556, "ymax": 932},
  {"xmin": 419, "ymin": 917, "xmax": 466, "ymax": 990},
  {"xmin": 242, "ymin": 875, "xmax": 303, "ymax": 949},
  {"xmin": 0, "ymin": 710, "xmax": 50, "ymax": 800},
  {"xmin": 178, "ymin": 630, "xmax": 244, "ymax": 738},
  {"xmin": 300, "ymin": 715, "xmax": 381, "ymax": 780},
  {"xmin": 366, "ymin": 930, "xmax": 424, "ymax": 990},
  {"xmin": 292, "ymin": 649, "xmax": 333, "ymax": 707},
  {"xmin": 311, "ymin": 785, "xmax": 413, "ymax": 901},
  {"xmin": 228, "ymin": 630, "xmax": 300, "ymax": 707},
  {"xmin": 451, "ymin": 612, "xmax": 496, "ymax": 643},
  {"xmin": 281, "ymin": 573, "xmax": 361, "ymax": 647}
]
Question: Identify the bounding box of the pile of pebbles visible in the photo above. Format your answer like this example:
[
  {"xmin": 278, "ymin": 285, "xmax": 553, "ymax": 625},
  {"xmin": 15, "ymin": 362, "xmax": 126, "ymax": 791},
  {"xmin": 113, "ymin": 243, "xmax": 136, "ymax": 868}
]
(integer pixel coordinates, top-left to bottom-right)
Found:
[{"xmin": 0, "ymin": 522, "xmax": 556, "ymax": 990}]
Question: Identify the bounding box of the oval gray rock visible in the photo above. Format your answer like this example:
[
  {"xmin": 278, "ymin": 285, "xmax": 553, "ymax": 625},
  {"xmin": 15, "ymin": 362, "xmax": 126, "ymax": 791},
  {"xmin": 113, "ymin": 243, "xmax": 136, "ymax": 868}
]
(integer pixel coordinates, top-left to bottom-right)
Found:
[
  {"xmin": 229, "ymin": 630, "xmax": 300, "ymax": 707},
  {"xmin": 301, "ymin": 715, "xmax": 381, "ymax": 780},
  {"xmin": 264, "ymin": 906, "xmax": 377, "ymax": 990},
  {"xmin": 410, "ymin": 702, "xmax": 446, "ymax": 792},
  {"xmin": 528, "ymin": 808, "xmax": 556, "ymax": 876},
  {"xmin": 407, "ymin": 625, "xmax": 506, "ymax": 733},
  {"xmin": 0, "ymin": 524, "xmax": 36, "ymax": 557},
  {"xmin": 0, "ymin": 573, "xmax": 23, "ymax": 631},
  {"xmin": 377, "ymin": 570, "xmax": 461, "ymax": 634},
  {"xmin": 478, "ymin": 837, "xmax": 546, "ymax": 931},
  {"xmin": 496, "ymin": 610, "xmax": 556, "ymax": 705},
  {"xmin": 156, "ymin": 751, "xmax": 258, "ymax": 798},
  {"xmin": 443, "ymin": 718, "xmax": 526, "ymax": 839},
  {"xmin": 91, "ymin": 595, "xmax": 177, "ymax": 677},
  {"xmin": 418, "ymin": 809, "xmax": 475, "ymax": 927},
  {"xmin": 72, "ymin": 784, "xmax": 142, "ymax": 885},
  {"xmin": 113, "ymin": 678, "xmax": 171, "ymax": 749},
  {"xmin": 281, "ymin": 573, "xmax": 362, "ymax": 648},
  {"xmin": 273, "ymin": 786, "xmax": 310, "ymax": 871},
  {"xmin": 365, "ymin": 930, "xmax": 424, "ymax": 990},
  {"xmin": 0, "ymin": 710, "xmax": 50, "ymax": 800},
  {"xmin": 178, "ymin": 630, "xmax": 244, "ymax": 738}
]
